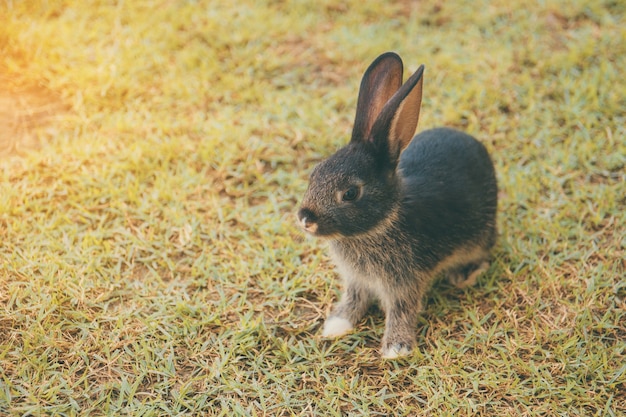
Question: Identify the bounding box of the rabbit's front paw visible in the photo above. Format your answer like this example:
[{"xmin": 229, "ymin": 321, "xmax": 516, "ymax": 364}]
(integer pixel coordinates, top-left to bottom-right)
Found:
[
  {"xmin": 321, "ymin": 316, "xmax": 353, "ymax": 338},
  {"xmin": 381, "ymin": 341, "xmax": 413, "ymax": 359}
]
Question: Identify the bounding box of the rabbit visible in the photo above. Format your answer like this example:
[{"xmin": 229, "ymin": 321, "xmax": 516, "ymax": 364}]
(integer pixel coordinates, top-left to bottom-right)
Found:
[{"xmin": 297, "ymin": 52, "xmax": 498, "ymax": 359}]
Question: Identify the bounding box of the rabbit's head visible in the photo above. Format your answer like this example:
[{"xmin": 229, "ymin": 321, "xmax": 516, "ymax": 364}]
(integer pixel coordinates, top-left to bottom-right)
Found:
[{"xmin": 298, "ymin": 52, "xmax": 424, "ymax": 239}]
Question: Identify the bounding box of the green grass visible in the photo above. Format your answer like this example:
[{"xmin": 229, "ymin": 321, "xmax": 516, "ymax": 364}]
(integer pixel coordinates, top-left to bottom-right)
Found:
[{"xmin": 1, "ymin": 0, "xmax": 624, "ymax": 415}]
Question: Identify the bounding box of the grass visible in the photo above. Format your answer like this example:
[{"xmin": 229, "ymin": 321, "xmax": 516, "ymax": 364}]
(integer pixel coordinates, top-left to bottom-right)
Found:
[{"xmin": 0, "ymin": 0, "xmax": 624, "ymax": 415}]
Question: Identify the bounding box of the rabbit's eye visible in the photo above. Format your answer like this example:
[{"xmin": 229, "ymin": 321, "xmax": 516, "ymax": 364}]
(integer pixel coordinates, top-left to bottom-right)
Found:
[{"xmin": 341, "ymin": 186, "xmax": 360, "ymax": 202}]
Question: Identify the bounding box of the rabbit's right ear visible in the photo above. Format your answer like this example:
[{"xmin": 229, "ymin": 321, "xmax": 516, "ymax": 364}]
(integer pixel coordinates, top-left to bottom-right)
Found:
[{"xmin": 351, "ymin": 52, "xmax": 403, "ymax": 143}]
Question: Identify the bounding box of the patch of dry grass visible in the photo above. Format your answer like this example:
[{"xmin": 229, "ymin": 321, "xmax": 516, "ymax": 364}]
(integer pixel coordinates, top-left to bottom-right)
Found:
[{"xmin": 1, "ymin": 0, "xmax": 624, "ymax": 415}]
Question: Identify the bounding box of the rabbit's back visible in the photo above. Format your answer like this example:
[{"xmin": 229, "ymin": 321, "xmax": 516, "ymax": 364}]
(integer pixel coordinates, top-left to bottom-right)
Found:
[{"xmin": 399, "ymin": 127, "xmax": 497, "ymax": 249}]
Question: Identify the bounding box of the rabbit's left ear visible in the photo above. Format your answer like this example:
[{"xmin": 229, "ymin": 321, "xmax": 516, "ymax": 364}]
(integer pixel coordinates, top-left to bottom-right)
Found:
[
  {"xmin": 371, "ymin": 64, "xmax": 424, "ymax": 167},
  {"xmin": 351, "ymin": 53, "xmax": 404, "ymax": 145}
]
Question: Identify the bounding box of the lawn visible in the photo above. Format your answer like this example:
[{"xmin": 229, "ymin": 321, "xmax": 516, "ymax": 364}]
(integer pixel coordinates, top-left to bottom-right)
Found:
[{"xmin": 1, "ymin": 0, "xmax": 624, "ymax": 415}]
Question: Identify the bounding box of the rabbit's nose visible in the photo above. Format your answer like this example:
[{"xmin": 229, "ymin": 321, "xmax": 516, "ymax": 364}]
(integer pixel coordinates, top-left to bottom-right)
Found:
[{"xmin": 297, "ymin": 208, "xmax": 318, "ymax": 233}]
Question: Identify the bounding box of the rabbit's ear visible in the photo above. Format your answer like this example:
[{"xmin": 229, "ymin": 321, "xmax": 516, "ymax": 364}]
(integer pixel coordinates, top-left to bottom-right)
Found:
[
  {"xmin": 351, "ymin": 52, "xmax": 403, "ymax": 144},
  {"xmin": 371, "ymin": 64, "xmax": 424, "ymax": 167}
]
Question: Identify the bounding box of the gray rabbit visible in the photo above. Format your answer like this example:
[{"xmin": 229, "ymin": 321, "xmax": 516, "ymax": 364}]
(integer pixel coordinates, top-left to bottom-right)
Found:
[{"xmin": 297, "ymin": 52, "xmax": 498, "ymax": 359}]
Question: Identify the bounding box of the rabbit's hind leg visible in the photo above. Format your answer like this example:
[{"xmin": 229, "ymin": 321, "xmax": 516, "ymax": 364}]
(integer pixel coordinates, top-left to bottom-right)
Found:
[{"xmin": 446, "ymin": 260, "xmax": 490, "ymax": 289}]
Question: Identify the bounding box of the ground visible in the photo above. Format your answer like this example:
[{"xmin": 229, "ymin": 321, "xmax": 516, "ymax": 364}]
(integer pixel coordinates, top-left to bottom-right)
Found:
[{"xmin": 0, "ymin": 0, "xmax": 624, "ymax": 416}]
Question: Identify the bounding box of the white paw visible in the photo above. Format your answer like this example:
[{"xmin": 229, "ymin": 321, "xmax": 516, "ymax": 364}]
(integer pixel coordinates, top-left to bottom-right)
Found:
[
  {"xmin": 381, "ymin": 344, "xmax": 412, "ymax": 359},
  {"xmin": 321, "ymin": 317, "xmax": 353, "ymax": 338}
]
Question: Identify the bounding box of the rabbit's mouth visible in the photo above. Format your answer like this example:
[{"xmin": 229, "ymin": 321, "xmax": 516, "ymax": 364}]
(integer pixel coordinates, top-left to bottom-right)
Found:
[
  {"xmin": 296, "ymin": 209, "xmax": 342, "ymax": 239},
  {"xmin": 299, "ymin": 214, "xmax": 319, "ymax": 234},
  {"xmin": 296, "ymin": 207, "xmax": 317, "ymax": 233},
  {"xmin": 298, "ymin": 216, "xmax": 336, "ymax": 238}
]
